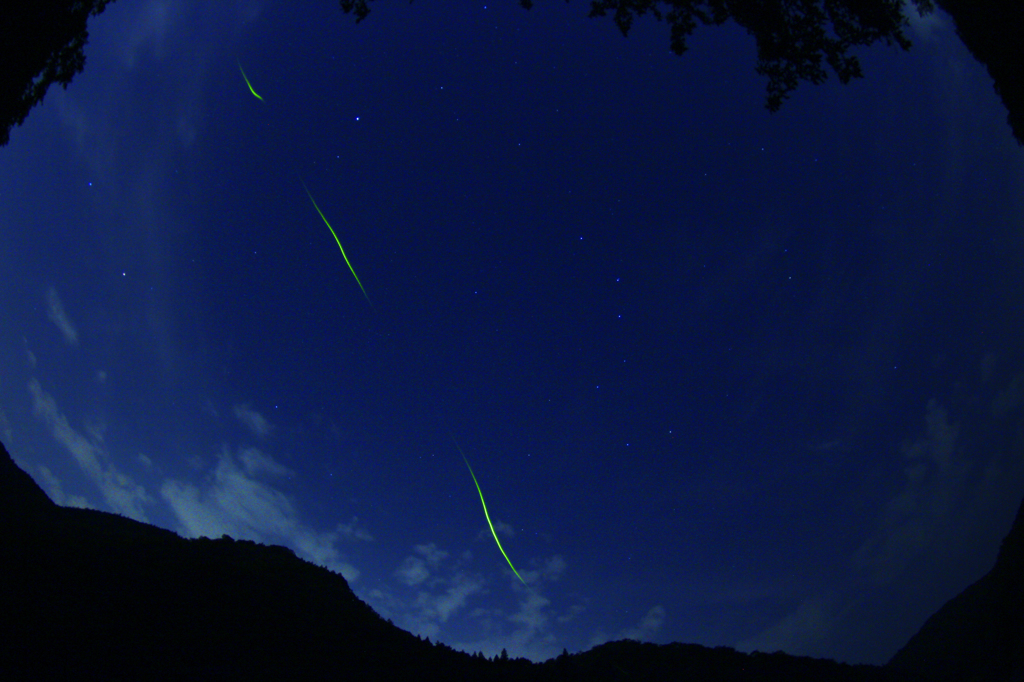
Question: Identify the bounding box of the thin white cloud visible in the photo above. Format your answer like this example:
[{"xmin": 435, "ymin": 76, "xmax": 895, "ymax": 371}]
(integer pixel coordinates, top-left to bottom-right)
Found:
[
  {"xmin": 621, "ymin": 605, "xmax": 667, "ymax": 641},
  {"xmin": 376, "ymin": 545, "xmax": 485, "ymax": 637},
  {"xmin": 492, "ymin": 519, "xmax": 515, "ymax": 537},
  {"xmin": 508, "ymin": 590, "xmax": 552, "ymax": 637},
  {"xmin": 233, "ymin": 404, "xmax": 272, "ymax": 439},
  {"xmin": 237, "ymin": 446, "xmax": 289, "ymax": 477},
  {"xmin": 406, "ymin": 549, "xmax": 578, "ymax": 661},
  {"xmin": 122, "ymin": 0, "xmax": 176, "ymax": 68},
  {"xmin": 36, "ymin": 465, "xmax": 91, "ymax": 509},
  {"xmin": 496, "ymin": 555, "xmax": 581, "ymax": 660},
  {"xmin": 45, "ymin": 286, "xmax": 78, "ymax": 345},
  {"xmin": 28, "ymin": 378, "xmax": 151, "ymax": 520},
  {"xmin": 589, "ymin": 603, "xmax": 669, "ymax": 651},
  {"xmin": 736, "ymin": 400, "xmax": 965, "ymax": 658},
  {"xmin": 417, "ymin": 542, "xmax": 450, "ymax": 566},
  {"xmin": 336, "ymin": 516, "xmax": 374, "ymax": 542},
  {"xmin": 737, "ymin": 598, "xmax": 833, "ymax": 655},
  {"xmin": 471, "ymin": 517, "xmax": 517, "ymax": 546},
  {"xmin": 395, "ymin": 543, "xmax": 451, "ymax": 586},
  {"xmin": 462, "ymin": 575, "xmax": 584, "ymax": 662},
  {"xmin": 396, "ymin": 555, "xmax": 431, "ymax": 587},
  {"xmin": 160, "ymin": 446, "xmax": 360, "ymax": 581},
  {"xmin": 0, "ymin": 407, "xmax": 11, "ymax": 444},
  {"xmin": 84, "ymin": 419, "xmax": 107, "ymax": 445},
  {"xmin": 367, "ymin": 545, "xmax": 586, "ymax": 662},
  {"xmin": 432, "ymin": 573, "xmax": 486, "ymax": 623},
  {"xmin": 739, "ymin": 383, "xmax": 1024, "ymax": 662},
  {"xmin": 556, "ymin": 603, "xmax": 586, "ymax": 624},
  {"xmin": 852, "ymin": 399, "xmax": 969, "ymax": 583},
  {"xmin": 521, "ymin": 554, "xmax": 566, "ymax": 584},
  {"xmin": 202, "ymin": 399, "xmax": 219, "ymax": 419},
  {"xmin": 991, "ymin": 373, "xmax": 1023, "ymax": 418}
]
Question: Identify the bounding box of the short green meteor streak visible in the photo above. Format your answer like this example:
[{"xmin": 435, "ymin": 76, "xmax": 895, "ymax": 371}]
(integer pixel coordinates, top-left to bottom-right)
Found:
[
  {"xmin": 452, "ymin": 438, "xmax": 526, "ymax": 585},
  {"xmin": 237, "ymin": 61, "xmax": 263, "ymax": 101},
  {"xmin": 302, "ymin": 182, "xmax": 371, "ymax": 305}
]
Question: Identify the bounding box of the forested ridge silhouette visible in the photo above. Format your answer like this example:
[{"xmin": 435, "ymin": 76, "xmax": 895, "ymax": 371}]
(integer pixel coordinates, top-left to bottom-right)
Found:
[{"xmin": 1, "ymin": 439, "xmax": 951, "ymax": 679}]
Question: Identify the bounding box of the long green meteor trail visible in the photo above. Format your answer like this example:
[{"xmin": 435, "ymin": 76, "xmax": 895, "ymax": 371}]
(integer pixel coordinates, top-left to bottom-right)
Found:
[
  {"xmin": 452, "ymin": 437, "xmax": 526, "ymax": 585},
  {"xmin": 302, "ymin": 182, "xmax": 371, "ymax": 305},
  {"xmin": 237, "ymin": 61, "xmax": 263, "ymax": 100}
]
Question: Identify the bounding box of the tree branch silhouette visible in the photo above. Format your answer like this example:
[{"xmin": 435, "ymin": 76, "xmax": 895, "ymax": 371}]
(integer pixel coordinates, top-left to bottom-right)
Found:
[
  {"xmin": 340, "ymin": 0, "xmax": 935, "ymax": 112},
  {"xmin": 0, "ymin": 0, "xmax": 113, "ymax": 146}
]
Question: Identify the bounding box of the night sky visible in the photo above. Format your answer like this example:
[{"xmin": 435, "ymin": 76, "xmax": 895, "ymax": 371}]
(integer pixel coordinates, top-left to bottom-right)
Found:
[{"xmin": 2, "ymin": 0, "xmax": 1023, "ymax": 665}]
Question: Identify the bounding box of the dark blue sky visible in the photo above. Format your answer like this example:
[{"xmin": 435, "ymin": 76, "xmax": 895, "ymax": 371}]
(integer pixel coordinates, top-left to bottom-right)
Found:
[{"xmin": 1, "ymin": 0, "xmax": 1022, "ymax": 664}]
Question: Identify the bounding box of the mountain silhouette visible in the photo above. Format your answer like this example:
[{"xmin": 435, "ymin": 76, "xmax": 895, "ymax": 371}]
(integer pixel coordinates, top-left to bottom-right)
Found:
[
  {"xmin": 6, "ymin": 438, "xmax": 1002, "ymax": 680},
  {"xmin": 0, "ymin": 439, "xmax": 467, "ymax": 680},
  {"xmin": 887, "ymin": 494, "xmax": 1024, "ymax": 681}
]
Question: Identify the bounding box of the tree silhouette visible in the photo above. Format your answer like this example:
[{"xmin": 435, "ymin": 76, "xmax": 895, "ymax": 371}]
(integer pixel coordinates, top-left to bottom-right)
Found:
[
  {"xmin": 4, "ymin": 2, "xmax": 1019, "ymax": 148},
  {"xmin": 341, "ymin": 0, "xmax": 935, "ymax": 111},
  {"xmin": 0, "ymin": 0, "xmax": 114, "ymax": 147},
  {"xmin": 932, "ymin": 0, "xmax": 1024, "ymax": 145}
]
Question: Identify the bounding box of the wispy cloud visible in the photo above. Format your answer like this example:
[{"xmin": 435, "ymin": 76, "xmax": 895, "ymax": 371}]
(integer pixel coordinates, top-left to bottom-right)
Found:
[
  {"xmin": 372, "ymin": 544, "xmax": 581, "ymax": 662},
  {"xmin": 737, "ymin": 381, "xmax": 1024, "ymax": 663},
  {"xmin": 432, "ymin": 573, "xmax": 487, "ymax": 623},
  {"xmin": 735, "ymin": 399, "xmax": 969, "ymax": 660},
  {"xmin": 28, "ymin": 378, "xmax": 151, "ymax": 520},
  {"xmin": 620, "ymin": 605, "xmax": 667, "ymax": 640},
  {"xmin": 374, "ymin": 545, "xmax": 486, "ymax": 637},
  {"xmin": 0, "ymin": 407, "xmax": 11, "ymax": 444},
  {"xmin": 737, "ymin": 598, "xmax": 833, "ymax": 656},
  {"xmin": 233, "ymin": 403, "xmax": 272, "ymax": 439},
  {"xmin": 852, "ymin": 399, "xmax": 969, "ymax": 583},
  {"xmin": 122, "ymin": 0, "xmax": 177, "ymax": 68},
  {"xmin": 374, "ymin": 545, "xmax": 486, "ymax": 640},
  {"xmin": 522, "ymin": 555, "xmax": 566, "ymax": 584},
  {"xmin": 336, "ymin": 516, "xmax": 374, "ymax": 542},
  {"xmin": 395, "ymin": 543, "xmax": 450, "ymax": 587},
  {"xmin": 237, "ymin": 446, "xmax": 288, "ymax": 476},
  {"xmin": 45, "ymin": 286, "xmax": 78, "ymax": 345},
  {"xmin": 396, "ymin": 555, "xmax": 431, "ymax": 587},
  {"xmin": 160, "ymin": 446, "xmax": 360, "ymax": 581},
  {"xmin": 588, "ymin": 604, "xmax": 669, "ymax": 651},
  {"xmin": 473, "ymin": 557, "xmax": 585, "ymax": 662},
  {"xmin": 417, "ymin": 542, "xmax": 451, "ymax": 566},
  {"xmin": 36, "ymin": 465, "xmax": 91, "ymax": 509},
  {"xmin": 505, "ymin": 590, "xmax": 554, "ymax": 651}
]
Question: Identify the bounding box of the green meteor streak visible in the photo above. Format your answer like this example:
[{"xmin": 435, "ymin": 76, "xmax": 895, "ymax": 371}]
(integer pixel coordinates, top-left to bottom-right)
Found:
[
  {"xmin": 237, "ymin": 61, "xmax": 263, "ymax": 101},
  {"xmin": 302, "ymin": 182, "xmax": 371, "ymax": 305},
  {"xmin": 452, "ymin": 437, "xmax": 526, "ymax": 585}
]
